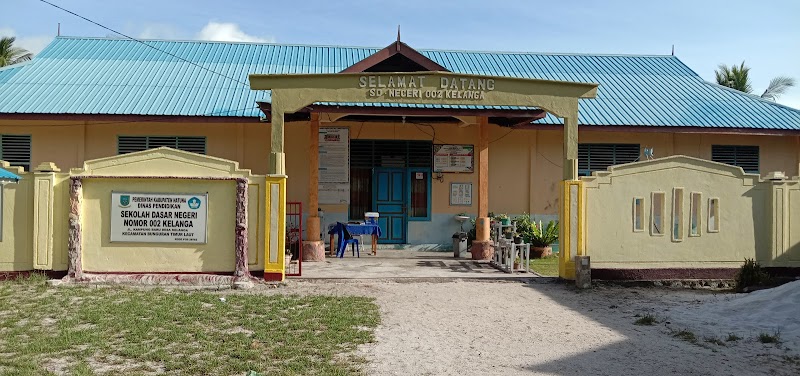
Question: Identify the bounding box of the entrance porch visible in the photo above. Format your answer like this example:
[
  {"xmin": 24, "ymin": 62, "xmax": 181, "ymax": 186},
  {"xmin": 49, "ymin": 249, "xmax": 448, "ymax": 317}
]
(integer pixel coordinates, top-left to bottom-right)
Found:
[{"xmin": 249, "ymin": 40, "xmax": 598, "ymax": 281}]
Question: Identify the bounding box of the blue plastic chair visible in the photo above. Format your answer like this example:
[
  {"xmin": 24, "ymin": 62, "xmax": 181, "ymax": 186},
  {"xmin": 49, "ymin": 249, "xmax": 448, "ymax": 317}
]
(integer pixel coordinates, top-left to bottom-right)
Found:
[{"xmin": 336, "ymin": 223, "xmax": 360, "ymax": 258}]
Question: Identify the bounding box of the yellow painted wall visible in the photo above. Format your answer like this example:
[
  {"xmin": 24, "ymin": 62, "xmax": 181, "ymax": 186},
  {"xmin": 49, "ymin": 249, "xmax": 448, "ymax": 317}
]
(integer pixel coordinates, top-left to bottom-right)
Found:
[
  {"xmin": 0, "ymin": 166, "xmax": 33, "ymax": 271},
  {"xmin": 74, "ymin": 148, "xmax": 268, "ymax": 273},
  {"xmin": 0, "ymin": 118, "xmax": 798, "ymax": 248},
  {"xmin": 0, "ymin": 147, "xmax": 271, "ymax": 273},
  {"xmin": 81, "ymin": 178, "xmax": 237, "ymax": 272},
  {"xmin": 2, "ymin": 120, "xmax": 796, "ymax": 214},
  {"xmin": 581, "ymin": 155, "xmax": 794, "ymax": 269},
  {"xmin": 0, "ymin": 120, "xmax": 272, "ymax": 174}
]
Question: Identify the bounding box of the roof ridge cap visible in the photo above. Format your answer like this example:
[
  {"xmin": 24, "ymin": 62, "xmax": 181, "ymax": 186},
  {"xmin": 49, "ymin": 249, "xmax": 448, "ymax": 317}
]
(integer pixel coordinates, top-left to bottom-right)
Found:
[{"xmin": 53, "ymin": 36, "xmax": 675, "ymax": 58}]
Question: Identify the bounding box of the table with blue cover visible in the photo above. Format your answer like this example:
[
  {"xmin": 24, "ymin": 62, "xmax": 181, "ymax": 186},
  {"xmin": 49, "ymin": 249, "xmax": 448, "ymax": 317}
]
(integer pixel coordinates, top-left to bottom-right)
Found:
[{"xmin": 327, "ymin": 222, "xmax": 383, "ymax": 256}]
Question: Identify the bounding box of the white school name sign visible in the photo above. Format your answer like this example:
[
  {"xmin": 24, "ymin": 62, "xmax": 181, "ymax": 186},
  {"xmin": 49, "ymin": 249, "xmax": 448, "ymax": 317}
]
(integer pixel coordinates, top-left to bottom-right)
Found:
[
  {"xmin": 110, "ymin": 192, "xmax": 208, "ymax": 243},
  {"xmin": 358, "ymin": 75, "xmax": 496, "ymax": 100}
]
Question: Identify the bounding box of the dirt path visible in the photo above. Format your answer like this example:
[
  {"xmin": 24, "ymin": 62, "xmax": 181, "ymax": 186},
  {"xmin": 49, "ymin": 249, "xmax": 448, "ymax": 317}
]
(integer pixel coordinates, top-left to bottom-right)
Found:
[{"xmin": 276, "ymin": 279, "xmax": 800, "ymax": 376}]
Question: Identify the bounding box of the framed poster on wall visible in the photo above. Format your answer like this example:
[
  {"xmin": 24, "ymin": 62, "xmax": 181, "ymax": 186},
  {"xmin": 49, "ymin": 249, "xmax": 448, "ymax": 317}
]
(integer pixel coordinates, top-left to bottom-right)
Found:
[
  {"xmin": 450, "ymin": 182, "xmax": 473, "ymax": 206},
  {"xmin": 319, "ymin": 127, "xmax": 350, "ymax": 204},
  {"xmin": 433, "ymin": 144, "xmax": 474, "ymax": 173}
]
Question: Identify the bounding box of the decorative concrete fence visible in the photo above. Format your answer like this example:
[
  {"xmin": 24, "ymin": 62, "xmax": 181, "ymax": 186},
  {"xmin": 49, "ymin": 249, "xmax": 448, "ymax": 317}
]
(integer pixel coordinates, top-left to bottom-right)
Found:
[
  {"xmin": 0, "ymin": 148, "xmax": 287, "ymax": 282},
  {"xmin": 581, "ymin": 155, "xmax": 800, "ymax": 279}
]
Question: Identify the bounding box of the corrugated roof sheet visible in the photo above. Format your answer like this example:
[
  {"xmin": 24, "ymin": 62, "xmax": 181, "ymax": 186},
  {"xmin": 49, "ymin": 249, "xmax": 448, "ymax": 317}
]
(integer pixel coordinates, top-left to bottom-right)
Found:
[
  {"xmin": 0, "ymin": 167, "xmax": 21, "ymax": 182},
  {"xmin": 0, "ymin": 36, "xmax": 799, "ymax": 130}
]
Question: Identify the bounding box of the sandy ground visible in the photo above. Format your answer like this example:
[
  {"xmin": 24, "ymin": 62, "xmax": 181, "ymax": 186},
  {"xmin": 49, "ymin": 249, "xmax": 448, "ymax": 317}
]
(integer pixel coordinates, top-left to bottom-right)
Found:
[{"xmin": 271, "ymin": 279, "xmax": 800, "ymax": 376}]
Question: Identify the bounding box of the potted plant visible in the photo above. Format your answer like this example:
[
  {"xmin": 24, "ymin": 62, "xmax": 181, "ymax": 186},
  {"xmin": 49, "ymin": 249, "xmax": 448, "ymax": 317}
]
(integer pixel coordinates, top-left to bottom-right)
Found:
[
  {"xmin": 513, "ymin": 256, "xmax": 521, "ymax": 270},
  {"xmin": 529, "ymin": 220, "xmax": 558, "ymax": 258},
  {"xmin": 504, "ymin": 228, "xmax": 513, "ymax": 240},
  {"xmin": 495, "ymin": 213, "xmax": 510, "ymax": 226},
  {"xmin": 513, "ymin": 232, "xmax": 523, "ymax": 244}
]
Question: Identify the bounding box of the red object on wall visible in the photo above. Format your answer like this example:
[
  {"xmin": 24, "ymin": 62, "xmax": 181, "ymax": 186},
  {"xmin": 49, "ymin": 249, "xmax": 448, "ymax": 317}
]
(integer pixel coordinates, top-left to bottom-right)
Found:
[{"xmin": 285, "ymin": 202, "xmax": 302, "ymax": 277}]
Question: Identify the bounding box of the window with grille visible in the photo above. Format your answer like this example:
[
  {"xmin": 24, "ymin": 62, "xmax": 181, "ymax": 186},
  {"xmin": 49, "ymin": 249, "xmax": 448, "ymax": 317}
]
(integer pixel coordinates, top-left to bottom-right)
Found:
[
  {"xmin": 711, "ymin": 145, "xmax": 759, "ymax": 173},
  {"xmin": 117, "ymin": 136, "xmax": 206, "ymax": 155},
  {"xmin": 0, "ymin": 134, "xmax": 31, "ymax": 171},
  {"xmin": 578, "ymin": 143, "xmax": 640, "ymax": 176}
]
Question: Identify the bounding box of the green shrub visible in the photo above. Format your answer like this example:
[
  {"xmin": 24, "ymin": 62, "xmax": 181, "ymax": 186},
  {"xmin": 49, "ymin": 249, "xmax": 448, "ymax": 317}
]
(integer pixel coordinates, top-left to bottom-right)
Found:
[
  {"xmin": 673, "ymin": 330, "xmax": 697, "ymax": 343},
  {"xmin": 735, "ymin": 258, "xmax": 771, "ymax": 292},
  {"xmin": 726, "ymin": 333, "xmax": 741, "ymax": 342},
  {"xmin": 634, "ymin": 314, "xmax": 657, "ymax": 326},
  {"xmin": 513, "ymin": 214, "xmax": 559, "ymax": 247},
  {"xmin": 530, "ymin": 220, "xmax": 559, "ymax": 247},
  {"xmin": 758, "ymin": 331, "xmax": 781, "ymax": 344}
]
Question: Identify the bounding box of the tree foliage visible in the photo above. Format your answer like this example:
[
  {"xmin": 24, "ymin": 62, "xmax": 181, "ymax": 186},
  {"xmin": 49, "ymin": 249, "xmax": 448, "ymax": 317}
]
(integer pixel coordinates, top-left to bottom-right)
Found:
[
  {"xmin": 0, "ymin": 37, "xmax": 33, "ymax": 67},
  {"xmin": 715, "ymin": 61, "xmax": 795, "ymax": 102}
]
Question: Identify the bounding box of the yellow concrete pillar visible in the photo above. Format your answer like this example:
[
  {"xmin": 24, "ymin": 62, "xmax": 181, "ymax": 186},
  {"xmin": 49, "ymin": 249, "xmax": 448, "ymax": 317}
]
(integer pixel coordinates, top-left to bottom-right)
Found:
[
  {"xmin": 264, "ymin": 176, "xmax": 287, "ymax": 281},
  {"xmin": 563, "ymin": 115, "xmax": 579, "ymax": 181},
  {"xmin": 560, "ymin": 111, "xmax": 582, "ymax": 280},
  {"xmin": 32, "ymin": 163, "xmax": 60, "ymax": 270},
  {"xmin": 270, "ymin": 107, "xmax": 286, "ymax": 176}
]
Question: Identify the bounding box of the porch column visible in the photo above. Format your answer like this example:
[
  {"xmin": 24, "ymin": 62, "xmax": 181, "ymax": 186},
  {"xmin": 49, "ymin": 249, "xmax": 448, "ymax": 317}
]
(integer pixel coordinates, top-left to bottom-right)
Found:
[
  {"xmin": 270, "ymin": 107, "xmax": 286, "ymax": 175},
  {"xmin": 559, "ymin": 109, "xmax": 582, "ymax": 280},
  {"xmin": 563, "ymin": 115, "xmax": 579, "ymax": 180},
  {"xmin": 303, "ymin": 113, "xmax": 326, "ymax": 261},
  {"xmin": 470, "ymin": 116, "xmax": 493, "ymax": 260}
]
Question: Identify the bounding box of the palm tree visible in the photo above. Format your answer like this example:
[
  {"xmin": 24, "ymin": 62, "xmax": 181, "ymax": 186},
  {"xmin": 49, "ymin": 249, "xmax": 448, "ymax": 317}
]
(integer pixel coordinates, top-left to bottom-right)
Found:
[
  {"xmin": 0, "ymin": 37, "xmax": 33, "ymax": 67},
  {"xmin": 715, "ymin": 61, "xmax": 795, "ymax": 102}
]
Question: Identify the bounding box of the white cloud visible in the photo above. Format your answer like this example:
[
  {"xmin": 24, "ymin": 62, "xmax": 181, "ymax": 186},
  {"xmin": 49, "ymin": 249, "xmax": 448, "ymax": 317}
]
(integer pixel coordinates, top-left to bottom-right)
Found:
[
  {"xmin": 196, "ymin": 22, "xmax": 274, "ymax": 43},
  {"xmin": 0, "ymin": 27, "xmax": 53, "ymax": 55}
]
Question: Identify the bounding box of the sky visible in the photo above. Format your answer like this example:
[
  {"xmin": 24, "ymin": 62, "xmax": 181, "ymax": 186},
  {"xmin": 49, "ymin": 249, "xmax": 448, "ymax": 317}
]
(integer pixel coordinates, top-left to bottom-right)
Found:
[{"xmin": 2, "ymin": 0, "xmax": 800, "ymax": 108}]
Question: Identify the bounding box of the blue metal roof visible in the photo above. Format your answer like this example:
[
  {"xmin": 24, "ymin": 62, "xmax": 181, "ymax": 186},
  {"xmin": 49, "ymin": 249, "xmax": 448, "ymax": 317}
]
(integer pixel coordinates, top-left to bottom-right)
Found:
[
  {"xmin": 0, "ymin": 167, "xmax": 21, "ymax": 182},
  {"xmin": 0, "ymin": 36, "xmax": 799, "ymax": 130}
]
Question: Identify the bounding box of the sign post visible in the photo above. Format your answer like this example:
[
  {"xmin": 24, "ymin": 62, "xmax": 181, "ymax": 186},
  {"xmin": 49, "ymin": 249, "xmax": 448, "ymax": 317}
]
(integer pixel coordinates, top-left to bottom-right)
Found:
[{"xmin": 110, "ymin": 192, "xmax": 208, "ymax": 243}]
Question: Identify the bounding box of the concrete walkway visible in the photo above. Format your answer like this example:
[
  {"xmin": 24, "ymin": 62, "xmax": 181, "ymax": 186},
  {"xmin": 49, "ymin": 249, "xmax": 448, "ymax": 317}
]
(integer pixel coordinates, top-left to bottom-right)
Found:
[{"xmin": 297, "ymin": 249, "xmax": 540, "ymax": 279}]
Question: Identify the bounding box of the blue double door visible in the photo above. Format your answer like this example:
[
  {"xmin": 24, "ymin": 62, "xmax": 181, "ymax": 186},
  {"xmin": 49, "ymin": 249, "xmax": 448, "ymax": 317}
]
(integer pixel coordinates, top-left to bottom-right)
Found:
[{"xmin": 373, "ymin": 168, "xmax": 407, "ymax": 244}]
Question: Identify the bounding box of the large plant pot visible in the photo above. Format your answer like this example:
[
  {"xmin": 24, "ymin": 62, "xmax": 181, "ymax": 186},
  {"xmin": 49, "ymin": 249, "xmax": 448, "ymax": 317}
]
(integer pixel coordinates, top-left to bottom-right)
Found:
[
  {"xmin": 531, "ymin": 246, "xmax": 552, "ymax": 258},
  {"xmin": 501, "ymin": 219, "xmax": 510, "ymax": 225},
  {"xmin": 470, "ymin": 241, "xmax": 495, "ymax": 260}
]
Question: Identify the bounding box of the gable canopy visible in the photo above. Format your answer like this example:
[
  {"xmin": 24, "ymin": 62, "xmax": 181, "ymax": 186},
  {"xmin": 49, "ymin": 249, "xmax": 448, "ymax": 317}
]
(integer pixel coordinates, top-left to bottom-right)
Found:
[
  {"xmin": 340, "ymin": 40, "xmax": 449, "ymax": 73},
  {"xmin": 257, "ymin": 40, "xmax": 550, "ymax": 126}
]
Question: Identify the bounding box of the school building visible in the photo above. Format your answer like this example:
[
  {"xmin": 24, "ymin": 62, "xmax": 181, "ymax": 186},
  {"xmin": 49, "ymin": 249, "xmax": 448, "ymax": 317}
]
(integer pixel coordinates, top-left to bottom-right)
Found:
[{"xmin": 1, "ymin": 36, "xmax": 799, "ymax": 280}]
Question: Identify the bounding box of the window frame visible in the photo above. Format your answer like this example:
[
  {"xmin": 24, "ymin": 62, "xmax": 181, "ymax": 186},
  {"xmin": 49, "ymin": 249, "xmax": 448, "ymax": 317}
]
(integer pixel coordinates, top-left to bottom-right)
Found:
[
  {"xmin": 708, "ymin": 197, "xmax": 720, "ymax": 233},
  {"xmin": 632, "ymin": 197, "xmax": 645, "ymax": 233},
  {"xmin": 711, "ymin": 145, "xmax": 759, "ymax": 174},
  {"xmin": 672, "ymin": 188, "xmax": 684, "ymax": 242},
  {"xmin": 406, "ymin": 168, "xmax": 432, "ymax": 221},
  {"xmin": 0, "ymin": 134, "xmax": 32, "ymax": 172},
  {"xmin": 650, "ymin": 191, "xmax": 666, "ymax": 237},
  {"xmin": 117, "ymin": 135, "xmax": 207, "ymax": 155},
  {"xmin": 689, "ymin": 192, "xmax": 702, "ymax": 237},
  {"xmin": 578, "ymin": 143, "xmax": 641, "ymax": 176}
]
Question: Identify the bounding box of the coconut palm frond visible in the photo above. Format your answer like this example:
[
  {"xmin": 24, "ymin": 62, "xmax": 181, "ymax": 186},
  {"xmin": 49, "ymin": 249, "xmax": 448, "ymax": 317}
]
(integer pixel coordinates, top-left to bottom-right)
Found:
[
  {"xmin": 761, "ymin": 76, "xmax": 796, "ymax": 101},
  {"xmin": 715, "ymin": 61, "xmax": 753, "ymax": 93},
  {"xmin": 0, "ymin": 36, "xmax": 33, "ymax": 67}
]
